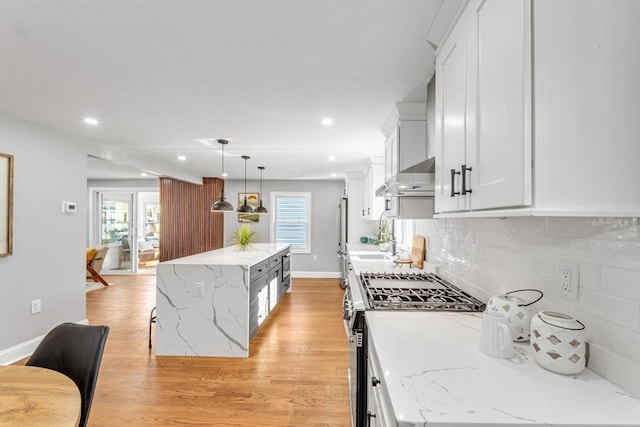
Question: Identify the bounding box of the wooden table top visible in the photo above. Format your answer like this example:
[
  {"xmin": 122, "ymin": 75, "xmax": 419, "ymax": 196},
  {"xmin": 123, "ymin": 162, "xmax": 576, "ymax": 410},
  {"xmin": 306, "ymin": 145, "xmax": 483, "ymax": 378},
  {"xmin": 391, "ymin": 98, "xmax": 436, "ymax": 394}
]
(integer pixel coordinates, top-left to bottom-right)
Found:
[{"xmin": 0, "ymin": 365, "xmax": 80, "ymax": 427}]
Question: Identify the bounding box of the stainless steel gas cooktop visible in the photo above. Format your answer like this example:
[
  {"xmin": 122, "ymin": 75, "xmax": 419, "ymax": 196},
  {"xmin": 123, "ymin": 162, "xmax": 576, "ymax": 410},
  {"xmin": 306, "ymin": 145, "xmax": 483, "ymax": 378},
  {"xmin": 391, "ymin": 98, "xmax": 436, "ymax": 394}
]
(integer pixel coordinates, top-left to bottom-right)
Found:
[{"xmin": 360, "ymin": 272, "xmax": 485, "ymax": 311}]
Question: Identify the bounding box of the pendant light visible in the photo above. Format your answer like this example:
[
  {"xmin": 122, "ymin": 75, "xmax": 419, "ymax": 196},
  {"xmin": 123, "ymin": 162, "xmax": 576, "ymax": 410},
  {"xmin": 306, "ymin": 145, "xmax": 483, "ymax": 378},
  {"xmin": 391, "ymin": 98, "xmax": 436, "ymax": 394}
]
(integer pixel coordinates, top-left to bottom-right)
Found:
[
  {"xmin": 237, "ymin": 155, "xmax": 254, "ymax": 213},
  {"xmin": 211, "ymin": 139, "xmax": 234, "ymax": 212},
  {"xmin": 255, "ymin": 166, "xmax": 268, "ymax": 214}
]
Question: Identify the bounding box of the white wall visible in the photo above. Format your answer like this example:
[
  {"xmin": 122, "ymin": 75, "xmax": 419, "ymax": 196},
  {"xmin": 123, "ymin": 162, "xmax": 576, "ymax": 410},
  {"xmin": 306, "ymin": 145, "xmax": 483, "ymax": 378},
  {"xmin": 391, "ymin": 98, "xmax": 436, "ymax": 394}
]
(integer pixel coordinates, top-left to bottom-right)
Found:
[
  {"xmin": 0, "ymin": 113, "xmax": 88, "ymax": 364},
  {"xmin": 412, "ymin": 216, "xmax": 640, "ymax": 396},
  {"xmin": 222, "ymin": 179, "xmax": 344, "ymax": 277}
]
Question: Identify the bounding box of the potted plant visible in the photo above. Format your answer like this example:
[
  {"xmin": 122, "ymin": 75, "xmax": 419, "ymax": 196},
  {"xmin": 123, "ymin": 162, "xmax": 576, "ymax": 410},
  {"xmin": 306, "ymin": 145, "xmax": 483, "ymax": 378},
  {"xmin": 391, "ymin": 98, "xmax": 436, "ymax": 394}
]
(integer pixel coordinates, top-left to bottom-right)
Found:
[
  {"xmin": 233, "ymin": 225, "xmax": 256, "ymax": 250},
  {"xmin": 377, "ymin": 220, "xmax": 391, "ymax": 252}
]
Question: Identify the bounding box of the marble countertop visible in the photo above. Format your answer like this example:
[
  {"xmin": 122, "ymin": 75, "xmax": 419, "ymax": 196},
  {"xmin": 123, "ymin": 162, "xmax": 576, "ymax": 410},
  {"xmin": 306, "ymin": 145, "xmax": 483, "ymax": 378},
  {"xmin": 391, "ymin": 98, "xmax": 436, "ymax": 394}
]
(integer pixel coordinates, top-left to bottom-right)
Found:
[
  {"xmin": 366, "ymin": 311, "xmax": 640, "ymax": 427},
  {"xmin": 347, "ymin": 243, "xmax": 437, "ymax": 275},
  {"xmin": 159, "ymin": 243, "xmax": 290, "ymax": 266}
]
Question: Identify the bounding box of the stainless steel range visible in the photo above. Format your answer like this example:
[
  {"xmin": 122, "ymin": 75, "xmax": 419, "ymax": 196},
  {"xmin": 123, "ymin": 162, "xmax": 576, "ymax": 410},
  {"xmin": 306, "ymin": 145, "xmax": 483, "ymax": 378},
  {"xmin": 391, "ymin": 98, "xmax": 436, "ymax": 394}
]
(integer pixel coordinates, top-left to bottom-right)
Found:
[
  {"xmin": 360, "ymin": 272, "xmax": 485, "ymax": 311},
  {"xmin": 343, "ymin": 270, "xmax": 485, "ymax": 427}
]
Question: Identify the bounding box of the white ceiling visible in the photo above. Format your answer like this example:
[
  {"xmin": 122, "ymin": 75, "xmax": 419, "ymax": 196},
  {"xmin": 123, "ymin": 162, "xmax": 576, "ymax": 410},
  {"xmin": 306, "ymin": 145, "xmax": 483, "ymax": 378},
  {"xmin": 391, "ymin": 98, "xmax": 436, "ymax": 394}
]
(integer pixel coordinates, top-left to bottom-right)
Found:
[{"xmin": 0, "ymin": 0, "xmax": 443, "ymax": 182}]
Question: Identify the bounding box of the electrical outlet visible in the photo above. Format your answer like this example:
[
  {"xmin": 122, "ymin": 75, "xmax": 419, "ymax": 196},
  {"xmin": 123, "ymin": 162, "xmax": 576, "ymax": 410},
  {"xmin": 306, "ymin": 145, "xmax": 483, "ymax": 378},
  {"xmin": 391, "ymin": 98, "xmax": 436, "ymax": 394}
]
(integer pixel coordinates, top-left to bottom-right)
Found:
[
  {"xmin": 558, "ymin": 261, "xmax": 579, "ymax": 302},
  {"xmin": 31, "ymin": 299, "xmax": 41, "ymax": 314},
  {"xmin": 313, "ymin": 254, "xmax": 318, "ymax": 261},
  {"xmin": 196, "ymin": 283, "xmax": 205, "ymax": 297}
]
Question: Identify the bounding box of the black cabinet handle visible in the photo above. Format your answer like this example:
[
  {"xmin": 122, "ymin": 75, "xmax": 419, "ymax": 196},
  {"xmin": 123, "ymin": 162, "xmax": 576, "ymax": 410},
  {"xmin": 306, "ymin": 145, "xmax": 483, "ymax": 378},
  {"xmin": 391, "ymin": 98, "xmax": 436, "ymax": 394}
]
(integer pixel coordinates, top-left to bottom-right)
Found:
[
  {"xmin": 461, "ymin": 164, "xmax": 473, "ymax": 195},
  {"xmin": 371, "ymin": 376, "xmax": 381, "ymax": 387},
  {"xmin": 362, "ymin": 209, "xmax": 365, "ymax": 216},
  {"xmin": 450, "ymin": 169, "xmax": 461, "ymax": 197},
  {"xmin": 367, "ymin": 207, "xmax": 370, "ymax": 215}
]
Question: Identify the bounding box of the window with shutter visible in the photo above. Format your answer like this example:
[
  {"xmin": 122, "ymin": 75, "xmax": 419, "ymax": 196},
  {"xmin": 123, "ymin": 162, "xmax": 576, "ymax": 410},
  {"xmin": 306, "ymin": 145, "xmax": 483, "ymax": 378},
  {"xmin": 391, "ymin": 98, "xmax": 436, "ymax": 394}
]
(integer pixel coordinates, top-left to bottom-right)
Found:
[{"xmin": 271, "ymin": 192, "xmax": 311, "ymax": 253}]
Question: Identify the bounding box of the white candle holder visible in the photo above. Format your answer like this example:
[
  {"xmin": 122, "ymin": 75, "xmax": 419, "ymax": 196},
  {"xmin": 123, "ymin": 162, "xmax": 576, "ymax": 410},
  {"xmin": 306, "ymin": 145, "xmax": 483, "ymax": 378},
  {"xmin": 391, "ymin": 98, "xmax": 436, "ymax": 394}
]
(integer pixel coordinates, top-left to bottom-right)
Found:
[
  {"xmin": 486, "ymin": 289, "xmax": 543, "ymax": 342},
  {"xmin": 530, "ymin": 311, "xmax": 586, "ymax": 375}
]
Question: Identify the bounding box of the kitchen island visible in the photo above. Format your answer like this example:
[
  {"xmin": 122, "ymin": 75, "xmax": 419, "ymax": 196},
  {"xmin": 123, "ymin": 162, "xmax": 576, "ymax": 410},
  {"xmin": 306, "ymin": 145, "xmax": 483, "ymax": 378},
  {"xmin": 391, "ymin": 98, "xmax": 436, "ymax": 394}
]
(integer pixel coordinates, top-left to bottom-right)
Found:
[
  {"xmin": 155, "ymin": 243, "xmax": 291, "ymax": 358},
  {"xmin": 366, "ymin": 311, "xmax": 640, "ymax": 426}
]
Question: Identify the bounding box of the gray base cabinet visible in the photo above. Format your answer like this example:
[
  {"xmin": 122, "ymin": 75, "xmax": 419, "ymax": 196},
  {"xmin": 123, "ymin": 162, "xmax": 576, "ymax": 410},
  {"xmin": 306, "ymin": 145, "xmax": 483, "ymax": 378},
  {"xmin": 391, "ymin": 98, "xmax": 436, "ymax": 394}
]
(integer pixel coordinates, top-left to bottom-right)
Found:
[{"xmin": 249, "ymin": 247, "xmax": 291, "ymax": 340}]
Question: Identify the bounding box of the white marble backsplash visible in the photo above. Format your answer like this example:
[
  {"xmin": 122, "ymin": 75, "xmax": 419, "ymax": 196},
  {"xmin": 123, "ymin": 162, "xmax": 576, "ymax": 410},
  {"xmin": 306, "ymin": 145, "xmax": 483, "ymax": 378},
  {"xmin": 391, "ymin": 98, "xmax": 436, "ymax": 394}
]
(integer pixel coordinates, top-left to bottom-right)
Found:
[{"xmin": 411, "ymin": 216, "xmax": 640, "ymax": 397}]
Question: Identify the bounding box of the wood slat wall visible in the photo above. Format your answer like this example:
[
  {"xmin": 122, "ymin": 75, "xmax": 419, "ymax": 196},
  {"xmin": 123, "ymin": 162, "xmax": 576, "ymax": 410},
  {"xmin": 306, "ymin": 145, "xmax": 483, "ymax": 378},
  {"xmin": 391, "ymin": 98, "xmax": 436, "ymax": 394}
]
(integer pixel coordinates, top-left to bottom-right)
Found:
[{"xmin": 159, "ymin": 177, "xmax": 224, "ymax": 261}]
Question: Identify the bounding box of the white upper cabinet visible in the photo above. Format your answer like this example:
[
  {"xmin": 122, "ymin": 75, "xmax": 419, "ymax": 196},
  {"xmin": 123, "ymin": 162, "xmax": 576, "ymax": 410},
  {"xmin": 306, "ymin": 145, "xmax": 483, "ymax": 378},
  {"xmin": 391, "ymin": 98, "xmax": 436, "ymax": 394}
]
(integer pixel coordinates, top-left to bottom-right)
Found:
[
  {"xmin": 362, "ymin": 161, "xmax": 385, "ymax": 220},
  {"xmin": 434, "ymin": 16, "xmax": 468, "ymax": 213},
  {"xmin": 435, "ymin": 0, "xmax": 532, "ymax": 214},
  {"xmin": 435, "ymin": 0, "xmax": 640, "ymax": 217},
  {"xmin": 382, "ymin": 103, "xmax": 428, "ymax": 182},
  {"xmin": 532, "ymin": 0, "xmax": 640, "ymax": 216}
]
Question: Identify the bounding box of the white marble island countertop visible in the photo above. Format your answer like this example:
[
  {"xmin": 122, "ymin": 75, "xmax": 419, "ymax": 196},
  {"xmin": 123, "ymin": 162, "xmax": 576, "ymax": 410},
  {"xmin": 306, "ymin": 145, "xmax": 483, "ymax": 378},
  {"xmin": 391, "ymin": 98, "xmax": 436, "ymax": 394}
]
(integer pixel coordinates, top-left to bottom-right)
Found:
[
  {"xmin": 161, "ymin": 243, "xmax": 291, "ymax": 266},
  {"xmin": 366, "ymin": 311, "xmax": 640, "ymax": 427}
]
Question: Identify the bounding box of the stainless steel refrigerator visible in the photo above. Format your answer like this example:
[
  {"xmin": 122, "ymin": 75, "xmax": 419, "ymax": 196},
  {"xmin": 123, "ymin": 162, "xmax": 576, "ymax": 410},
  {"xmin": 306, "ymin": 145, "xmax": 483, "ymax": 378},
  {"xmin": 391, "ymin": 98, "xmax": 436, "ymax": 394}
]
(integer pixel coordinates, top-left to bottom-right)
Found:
[{"xmin": 337, "ymin": 196, "xmax": 348, "ymax": 289}]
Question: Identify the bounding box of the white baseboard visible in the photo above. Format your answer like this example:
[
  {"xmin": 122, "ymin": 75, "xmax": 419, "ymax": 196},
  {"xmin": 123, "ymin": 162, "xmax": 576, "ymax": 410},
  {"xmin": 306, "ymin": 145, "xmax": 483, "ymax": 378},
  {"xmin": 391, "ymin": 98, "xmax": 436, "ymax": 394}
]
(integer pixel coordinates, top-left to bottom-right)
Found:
[
  {"xmin": 0, "ymin": 334, "xmax": 44, "ymax": 365},
  {"xmin": 292, "ymin": 271, "xmax": 341, "ymax": 279},
  {"xmin": 0, "ymin": 318, "xmax": 89, "ymax": 365}
]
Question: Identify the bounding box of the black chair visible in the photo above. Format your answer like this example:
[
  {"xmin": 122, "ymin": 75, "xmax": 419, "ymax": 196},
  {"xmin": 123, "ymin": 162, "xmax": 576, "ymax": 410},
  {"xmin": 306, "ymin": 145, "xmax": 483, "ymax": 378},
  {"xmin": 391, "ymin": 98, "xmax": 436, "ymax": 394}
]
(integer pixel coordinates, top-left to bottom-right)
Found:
[{"xmin": 26, "ymin": 323, "xmax": 110, "ymax": 427}]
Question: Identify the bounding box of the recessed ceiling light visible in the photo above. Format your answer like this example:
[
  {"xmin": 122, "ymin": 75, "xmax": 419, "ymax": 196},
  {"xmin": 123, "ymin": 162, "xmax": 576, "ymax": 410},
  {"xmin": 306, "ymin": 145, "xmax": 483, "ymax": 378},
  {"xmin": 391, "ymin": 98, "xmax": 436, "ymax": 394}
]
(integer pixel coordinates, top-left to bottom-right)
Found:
[
  {"xmin": 83, "ymin": 117, "xmax": 99, "ymax": 126},
  {"xmin": 331, "ymin": 173, "xmax": 337, "ymax": 178},
  {"xmin": 140, "ymin": 172, "xmax": 148, "ymax": 177},
  {"xmin": 177, "ymin": 155, "xmax": 187, "ymax": 161},
  {"xmin": 328, "ymin": 155, "xmax": 336, "ymax": 162},
  {"xmin": 321, "ymin": 118, "xmax": 334, "ymax": 126},
  {"xmin": 222, "ymin": 172, "xmax": 228, "ymax": 177}
]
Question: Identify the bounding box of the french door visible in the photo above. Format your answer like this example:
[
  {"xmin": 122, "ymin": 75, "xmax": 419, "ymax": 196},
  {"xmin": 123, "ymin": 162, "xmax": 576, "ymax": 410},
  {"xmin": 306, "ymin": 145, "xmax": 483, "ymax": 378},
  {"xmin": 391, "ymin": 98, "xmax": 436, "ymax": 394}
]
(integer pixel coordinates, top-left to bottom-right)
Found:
[{"xmin": 91, "ymin": 189, "xmax": 160, "ymax": 275}]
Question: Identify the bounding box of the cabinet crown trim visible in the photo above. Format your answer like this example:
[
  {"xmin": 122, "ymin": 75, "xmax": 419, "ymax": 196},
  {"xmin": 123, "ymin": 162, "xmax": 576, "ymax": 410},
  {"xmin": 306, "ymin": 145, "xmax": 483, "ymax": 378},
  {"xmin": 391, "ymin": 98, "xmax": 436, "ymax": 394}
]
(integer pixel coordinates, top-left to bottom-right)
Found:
[{"xmin": 382, "ymin": 102, "xmax": 427, "ymax": 137}]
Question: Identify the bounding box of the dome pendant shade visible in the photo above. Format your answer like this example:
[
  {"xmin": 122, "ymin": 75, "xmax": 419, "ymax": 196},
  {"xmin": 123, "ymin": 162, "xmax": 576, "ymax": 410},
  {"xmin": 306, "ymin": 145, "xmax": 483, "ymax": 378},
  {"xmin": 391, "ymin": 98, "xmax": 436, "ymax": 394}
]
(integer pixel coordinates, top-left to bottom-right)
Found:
[
  {"xmin": 237, "ymin": 200, "xmax": 254, "ymax": 213},
  {"xmin": 255, "ymin": 203, "xmax": 268, "ymax": 214},
  {"xmin": 237, "ymin": 155, "xmax": 254, "ymax": 213},
  {"xmin": 255, "ymin": 166, "xmax": 268, "ymax": 214},
  {"xmin": 211, "ymin": 139, "xmax": 234, "ymax": 212},
  {"xmin": 211, "ymin": 195, "xmax": 233, "ymax": 211}
]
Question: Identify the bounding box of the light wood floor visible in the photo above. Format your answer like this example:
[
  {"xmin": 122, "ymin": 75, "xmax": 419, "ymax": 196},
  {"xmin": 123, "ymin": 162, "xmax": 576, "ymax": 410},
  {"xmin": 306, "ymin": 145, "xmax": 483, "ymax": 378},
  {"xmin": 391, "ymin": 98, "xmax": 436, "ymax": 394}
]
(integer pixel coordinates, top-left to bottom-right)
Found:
[{"xmin": 85, "ymin": 275, "xmax": 351, "ymax": 426}]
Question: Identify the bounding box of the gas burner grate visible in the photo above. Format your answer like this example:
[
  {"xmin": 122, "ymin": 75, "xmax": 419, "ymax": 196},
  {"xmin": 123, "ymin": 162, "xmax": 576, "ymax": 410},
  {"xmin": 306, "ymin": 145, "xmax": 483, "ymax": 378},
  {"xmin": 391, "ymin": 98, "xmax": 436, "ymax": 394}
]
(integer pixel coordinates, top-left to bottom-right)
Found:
[{"xmin": 360, "ymin": 272, "xmax": 485, "ymax": 312}]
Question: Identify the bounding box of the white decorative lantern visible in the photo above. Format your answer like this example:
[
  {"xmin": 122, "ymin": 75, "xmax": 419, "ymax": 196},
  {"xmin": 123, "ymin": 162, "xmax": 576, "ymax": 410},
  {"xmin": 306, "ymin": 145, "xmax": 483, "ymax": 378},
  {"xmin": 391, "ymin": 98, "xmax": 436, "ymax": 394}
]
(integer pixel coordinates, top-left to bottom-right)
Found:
[
  {"xmin": 486, "ymin": 289, "xmax": 543, "ymax": 341},
  {"xmin": 530, "ymin": 311, "xmax": 587, "ymax": 375}
]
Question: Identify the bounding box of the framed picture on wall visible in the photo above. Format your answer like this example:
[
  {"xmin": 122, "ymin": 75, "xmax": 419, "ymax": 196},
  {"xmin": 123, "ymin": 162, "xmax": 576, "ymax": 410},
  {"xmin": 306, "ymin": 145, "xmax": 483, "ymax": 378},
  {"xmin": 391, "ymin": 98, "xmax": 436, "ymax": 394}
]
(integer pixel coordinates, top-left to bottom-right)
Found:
[
  {"xmin": 237, "ymin": 193, "xmax": 259, "ymax": 223},
  {"xmin": 0, "ymin": 153, "xmax": 14, "ymax": 256}
]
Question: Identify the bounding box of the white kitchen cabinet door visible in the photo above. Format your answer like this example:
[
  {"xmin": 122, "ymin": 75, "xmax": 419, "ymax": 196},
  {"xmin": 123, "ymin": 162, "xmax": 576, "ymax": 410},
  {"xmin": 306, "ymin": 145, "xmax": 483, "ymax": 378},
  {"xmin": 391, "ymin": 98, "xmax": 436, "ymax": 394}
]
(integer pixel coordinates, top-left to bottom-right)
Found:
[
  {"xmin": 397, "ymin": 120, "xmax": 428, "ymax": 172},
  {"xmin": 383, "ymin": 129, "xmax": 398, "ymax": 182},
  {"xmin": 435, "ymin": 16, "xmax": 468, "ymax": 213},
  {"xmin": 435, "ymin": 0, "xmax": 532, "ymax": 213},
  {"xmin": 465, "ymin": 0, "xmax": 532, "ymax": 210},
  {"xmin": 362, "ymin": 168, "xmax": 372, "ymax": 218},
  {"xmin": 362, "ymin": 164, "xmax": 385, "ymax": 220}
]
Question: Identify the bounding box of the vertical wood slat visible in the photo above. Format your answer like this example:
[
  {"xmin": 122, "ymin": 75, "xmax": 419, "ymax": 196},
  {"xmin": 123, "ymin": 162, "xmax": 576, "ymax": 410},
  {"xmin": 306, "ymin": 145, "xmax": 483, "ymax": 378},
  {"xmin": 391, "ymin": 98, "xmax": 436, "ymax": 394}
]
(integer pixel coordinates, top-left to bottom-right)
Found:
[{"xmin": 159, "ymin": 177, "xmax": 224, "ymax": 262}]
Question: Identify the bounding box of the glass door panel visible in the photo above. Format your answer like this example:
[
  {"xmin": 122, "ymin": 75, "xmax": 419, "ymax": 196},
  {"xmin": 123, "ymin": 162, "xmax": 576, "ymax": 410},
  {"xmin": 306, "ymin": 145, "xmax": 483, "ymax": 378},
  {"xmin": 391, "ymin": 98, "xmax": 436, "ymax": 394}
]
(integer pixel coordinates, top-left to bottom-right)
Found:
[
  {"xmin": 138, "ymin": 193, "xmax": 160, "ymax": 273},
  {"xmin": 100, "ymin": 192, "xmax": 136, "ymax": 274}
]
